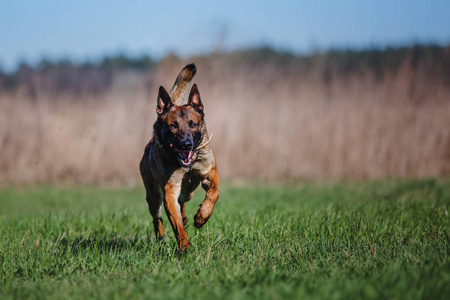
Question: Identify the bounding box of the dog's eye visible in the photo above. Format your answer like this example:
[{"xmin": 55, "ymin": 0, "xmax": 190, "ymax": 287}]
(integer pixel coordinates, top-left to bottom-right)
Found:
[
  {"xmin": 169, "ymin": 121, "xmax": 178, "ymax": 129},
  {"xmin": 189, "ymin": 121, "xmax": 198, "ymax": 128}
]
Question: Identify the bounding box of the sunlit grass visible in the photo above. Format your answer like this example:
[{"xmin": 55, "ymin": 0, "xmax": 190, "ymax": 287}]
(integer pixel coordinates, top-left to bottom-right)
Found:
[{"xmin": 0, "ymin": 179, "xmax": 449, "ymax": 299}]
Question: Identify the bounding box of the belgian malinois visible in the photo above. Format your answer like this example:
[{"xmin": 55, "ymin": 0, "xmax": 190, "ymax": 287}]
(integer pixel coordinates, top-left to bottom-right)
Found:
[{"xmin": 140, "ymin": 63, "xmax": 219, "ymax": 252}]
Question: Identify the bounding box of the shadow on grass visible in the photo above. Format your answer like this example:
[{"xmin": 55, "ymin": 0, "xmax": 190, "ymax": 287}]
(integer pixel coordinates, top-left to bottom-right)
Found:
[{"xmin": 57, "ymin": 232, "xmax": 179, "ymax": 259}]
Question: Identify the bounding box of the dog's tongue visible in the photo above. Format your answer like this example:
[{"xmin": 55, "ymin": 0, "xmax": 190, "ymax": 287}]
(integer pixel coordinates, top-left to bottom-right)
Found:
[
  {"xmin": 180, "ymin": 151, "xmax": 190, "ymax": 161},
  {"xmin": 179, "ymin": 150, "xmax": 193, "ymax": 166}
]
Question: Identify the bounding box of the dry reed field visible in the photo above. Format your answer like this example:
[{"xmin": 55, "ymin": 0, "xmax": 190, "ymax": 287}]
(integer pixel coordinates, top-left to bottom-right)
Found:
[{"xmin": 1, "ymin": 46, "xmax": 450, "ymax": 185}]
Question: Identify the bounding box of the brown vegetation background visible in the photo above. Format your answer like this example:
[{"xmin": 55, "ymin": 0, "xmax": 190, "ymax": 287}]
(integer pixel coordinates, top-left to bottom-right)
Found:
[{"xmin": 1, "ymin": 45, "xmax": 450, "ymax": 185}]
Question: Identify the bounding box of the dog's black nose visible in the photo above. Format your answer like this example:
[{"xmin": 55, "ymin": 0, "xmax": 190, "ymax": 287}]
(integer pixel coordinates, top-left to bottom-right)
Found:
[{"xmin": 180, "ymin": 140, "xmax": 193, "ymax": 150}]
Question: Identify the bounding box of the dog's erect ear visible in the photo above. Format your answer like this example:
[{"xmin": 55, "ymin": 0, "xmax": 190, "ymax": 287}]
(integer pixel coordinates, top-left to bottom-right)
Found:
[
  {"xmin": 188, "ymin": 84, "xmax": 204, "ymax": 116},
  {"xmin": 156, "ymin": 86, "xmax": 172, "ymax": 115}
]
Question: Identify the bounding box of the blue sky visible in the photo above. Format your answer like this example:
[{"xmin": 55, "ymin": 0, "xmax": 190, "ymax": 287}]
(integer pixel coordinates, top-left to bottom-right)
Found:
[{"xmin": 1, "ymin": 0, "xmax": 449, "ymax": 71}]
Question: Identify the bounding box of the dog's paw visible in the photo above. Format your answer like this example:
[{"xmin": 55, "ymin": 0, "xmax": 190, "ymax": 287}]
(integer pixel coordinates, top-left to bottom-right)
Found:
[
  {"xmin": 179, "ymin": 238, "xmax": 191, "ymax": 253},
  {"xmin": 194, "ymin": 202, "xmax": 214, "ymax": 229},
  {"xmin": 194, "ymin": 213, "xmax": 209, "ymax": 229}
]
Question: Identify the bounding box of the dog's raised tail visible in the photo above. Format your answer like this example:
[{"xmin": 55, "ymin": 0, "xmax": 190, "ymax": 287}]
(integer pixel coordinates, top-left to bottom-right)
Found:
[{"xmin": 169, "ymin": 63, "xmax": 196, "ymax": 105}]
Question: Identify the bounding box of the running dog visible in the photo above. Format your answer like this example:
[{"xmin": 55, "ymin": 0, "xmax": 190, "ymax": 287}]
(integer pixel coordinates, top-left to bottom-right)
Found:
[{"xmin": 139, "ymin": 63, "xmax": 219, "ymax": 252}]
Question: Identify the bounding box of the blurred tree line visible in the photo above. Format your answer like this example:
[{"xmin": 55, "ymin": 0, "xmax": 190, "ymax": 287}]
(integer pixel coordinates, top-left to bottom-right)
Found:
[
  {"xmin": 1, "ymin": 44, "xmax": 449, "ymax": 96},
  {"xmin": 0, "ymin": 54, "xmax": 156, "ymax": 96}
]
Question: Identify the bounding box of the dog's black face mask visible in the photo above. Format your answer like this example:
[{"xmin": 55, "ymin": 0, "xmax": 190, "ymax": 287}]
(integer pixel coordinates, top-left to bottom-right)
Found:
[{"xmin": 155, "ymin": 85, "xmax": 204, "ymax": 167}]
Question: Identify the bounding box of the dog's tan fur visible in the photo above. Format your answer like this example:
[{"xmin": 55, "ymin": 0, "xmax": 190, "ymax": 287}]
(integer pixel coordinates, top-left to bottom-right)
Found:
[
  {"xmin": 169, "ymin": 63, "xmax": 197, "ymax": 105},
  {"xmin": 139, "ymin": 64, "xmax": 219, "ymax": 252}
]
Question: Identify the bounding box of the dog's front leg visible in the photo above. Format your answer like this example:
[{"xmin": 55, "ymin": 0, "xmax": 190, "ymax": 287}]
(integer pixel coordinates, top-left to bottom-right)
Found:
[
  {"xmin": 194, "ymin": 166, "xmax": 219, "ymax": 229},
  {"xmin": 163, "ymin": 182, "xmax": 190, "ymax": 251}
]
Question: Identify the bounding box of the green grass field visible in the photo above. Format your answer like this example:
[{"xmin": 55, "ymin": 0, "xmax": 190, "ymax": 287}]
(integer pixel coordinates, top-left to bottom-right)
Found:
[{"xmin": 0, "ymin": 179, "xmax": 449, "ymax": 299}]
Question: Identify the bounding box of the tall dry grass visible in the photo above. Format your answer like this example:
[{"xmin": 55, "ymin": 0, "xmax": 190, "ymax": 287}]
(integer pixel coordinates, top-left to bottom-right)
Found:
[{"xmin": 1, "ymin": 48, "xmax": 450, "ymax": 185}]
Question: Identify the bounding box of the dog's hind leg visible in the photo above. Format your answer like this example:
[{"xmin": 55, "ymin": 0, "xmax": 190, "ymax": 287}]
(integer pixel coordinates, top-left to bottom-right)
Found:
[
  {"xmin": 178, "ymin": 192, "xmax": 194, "ymax": 226},
  {"xmin": 146, "ymin": 190, "xmax": 165, "ymax": 242},
  {"xmin": 140, "ymin": 144, "xmax": 165, "ymax": 242}
]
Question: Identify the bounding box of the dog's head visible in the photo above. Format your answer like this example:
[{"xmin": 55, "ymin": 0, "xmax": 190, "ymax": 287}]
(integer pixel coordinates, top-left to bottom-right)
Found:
[{"xmin": 155, "ymin": 84, "xmax": 205, "ymax": 167}]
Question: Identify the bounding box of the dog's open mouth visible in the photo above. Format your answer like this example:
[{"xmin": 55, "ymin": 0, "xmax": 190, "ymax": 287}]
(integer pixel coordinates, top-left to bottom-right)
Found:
[{"xmin": 177, "ymin": 150, "xmax": 194, "ymax": 167}]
